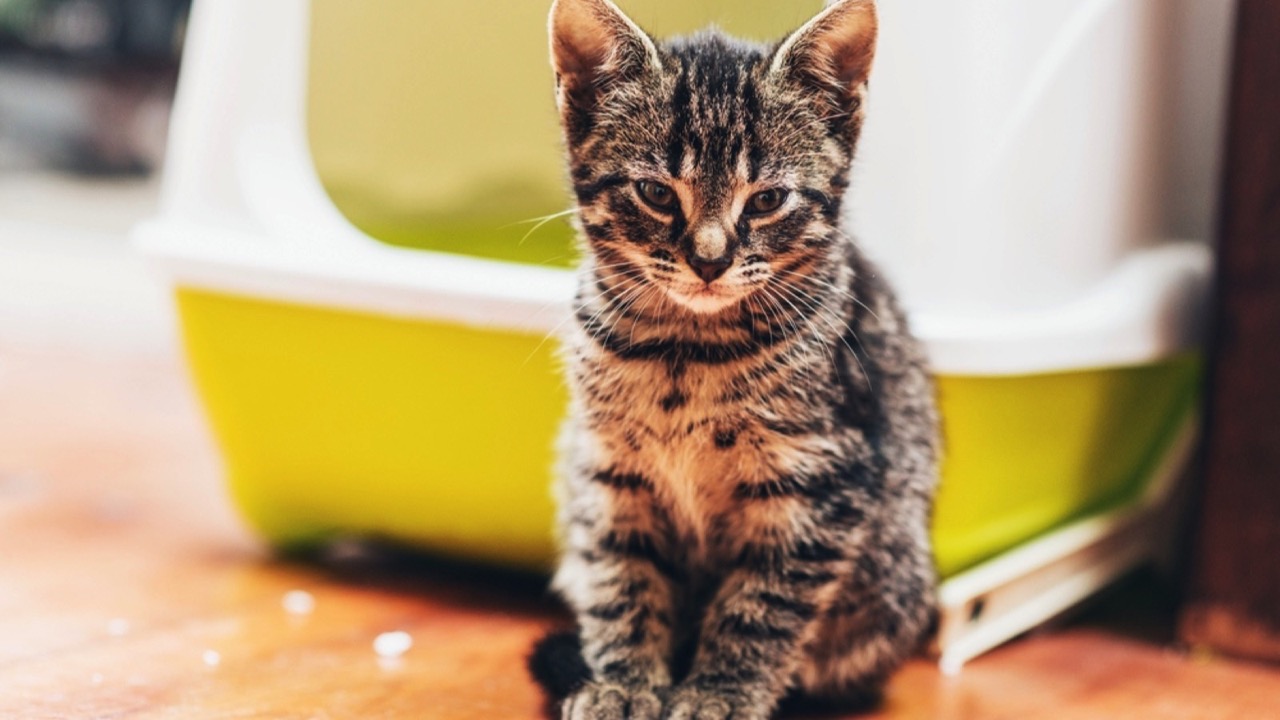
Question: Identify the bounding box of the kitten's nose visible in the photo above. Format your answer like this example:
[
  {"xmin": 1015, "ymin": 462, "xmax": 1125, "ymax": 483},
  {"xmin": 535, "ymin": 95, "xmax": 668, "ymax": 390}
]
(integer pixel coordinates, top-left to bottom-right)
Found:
[{"xmin": 688, "ymin": 255, "xmax": 732, "ymax": 284}]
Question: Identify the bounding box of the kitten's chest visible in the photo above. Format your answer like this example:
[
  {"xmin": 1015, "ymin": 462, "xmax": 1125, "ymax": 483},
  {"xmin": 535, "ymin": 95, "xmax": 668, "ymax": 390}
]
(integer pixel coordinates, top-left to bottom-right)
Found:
[
  {"xmin": 584, "ymin": 356, "xmax": 760, "ymax": 535},
  {"xmin": 590, "ymin": 356, "xmax": 743, "ymax": 450}
]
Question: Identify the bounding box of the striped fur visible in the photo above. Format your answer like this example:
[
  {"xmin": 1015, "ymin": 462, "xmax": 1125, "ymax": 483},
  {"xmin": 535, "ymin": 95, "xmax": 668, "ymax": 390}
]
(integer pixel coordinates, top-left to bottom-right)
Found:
[{"xmin": 544, "ymin": 2, "xmax": 939, "ymax": 718}]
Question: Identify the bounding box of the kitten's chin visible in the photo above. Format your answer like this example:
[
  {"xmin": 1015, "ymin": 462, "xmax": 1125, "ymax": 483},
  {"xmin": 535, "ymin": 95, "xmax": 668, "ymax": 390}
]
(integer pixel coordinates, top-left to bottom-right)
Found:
[{"xmin": 665, "ymin": 286, "xmax": 743, "ymax": 315}]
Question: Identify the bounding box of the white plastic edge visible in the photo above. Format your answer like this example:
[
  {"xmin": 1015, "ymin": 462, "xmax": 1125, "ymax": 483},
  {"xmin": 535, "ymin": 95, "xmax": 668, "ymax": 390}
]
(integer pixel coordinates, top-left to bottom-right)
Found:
[
  {"xmin": 911, "ymin": 241, "xmax": 1211, "ymax": 375},
  {"xmin": 133, "ymin": 219, "xmax": 574, "ymax": 335},
  {"xmin": 933, "ymin": 412, "xmax": 1199, "ymax": 670},
  {"xmin": 134, "ymin": 217, "xmax": 1210, "ymax": 377}
]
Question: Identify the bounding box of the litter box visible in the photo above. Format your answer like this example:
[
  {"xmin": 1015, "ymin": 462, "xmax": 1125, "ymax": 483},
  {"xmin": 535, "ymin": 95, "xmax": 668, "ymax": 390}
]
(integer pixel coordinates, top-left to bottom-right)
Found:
[{"xmin": 135, "ymin": 0, "xmax": 1232, "ymax": 668}]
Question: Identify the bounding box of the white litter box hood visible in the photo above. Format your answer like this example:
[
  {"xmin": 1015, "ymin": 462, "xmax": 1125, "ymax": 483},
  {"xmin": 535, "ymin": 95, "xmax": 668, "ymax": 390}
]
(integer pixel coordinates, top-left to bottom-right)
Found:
[
  {"xmin": 850, "ymin": 0, "xmax": 1232, "ymax": 316},
  {"xmin": 137, "ymin": 0, "xmax": 1231, "ymax": 377}
]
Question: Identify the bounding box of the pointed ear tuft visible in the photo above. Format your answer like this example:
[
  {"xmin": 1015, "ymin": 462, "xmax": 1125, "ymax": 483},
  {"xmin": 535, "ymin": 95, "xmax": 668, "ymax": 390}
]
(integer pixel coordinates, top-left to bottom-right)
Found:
[
  {"xmin": 549, "ymin": 0, "xmax": 660, "ymax": 118},
  {"xmin": 771, "ymin": 0, "xmax": 877, "ymax": 126}
]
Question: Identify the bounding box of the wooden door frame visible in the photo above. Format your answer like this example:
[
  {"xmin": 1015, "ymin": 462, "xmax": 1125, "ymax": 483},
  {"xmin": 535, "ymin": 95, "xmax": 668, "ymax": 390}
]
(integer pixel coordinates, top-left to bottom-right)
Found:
[{"xmin": 1179, "ymin": 0, "xmax": 1280, "ymax": 664}]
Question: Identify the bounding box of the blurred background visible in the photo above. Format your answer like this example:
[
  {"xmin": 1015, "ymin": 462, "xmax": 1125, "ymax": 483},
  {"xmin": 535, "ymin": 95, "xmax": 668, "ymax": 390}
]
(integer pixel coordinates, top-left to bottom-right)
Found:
[
  {"xmin": 0, "ymin": 0, "xmax": 186, "ymax": 173},
  {"xmin": 0, "ymin": 0, "xmax": 186, "ymax": 352}
]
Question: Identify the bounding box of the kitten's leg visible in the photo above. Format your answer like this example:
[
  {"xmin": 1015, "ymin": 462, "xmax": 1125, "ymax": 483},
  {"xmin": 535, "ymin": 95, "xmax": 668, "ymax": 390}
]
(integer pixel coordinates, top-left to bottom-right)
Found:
[
  {"xmin": 554, "ymin": 467, "xmax": 679, "ymax": 720},
  {"xmin": 797, "ymin": 531, "xmax": 937, "ymax": 702},
  {"xmin": 664, "ymin": 523, "xmax": 854, "ymax": 720}
]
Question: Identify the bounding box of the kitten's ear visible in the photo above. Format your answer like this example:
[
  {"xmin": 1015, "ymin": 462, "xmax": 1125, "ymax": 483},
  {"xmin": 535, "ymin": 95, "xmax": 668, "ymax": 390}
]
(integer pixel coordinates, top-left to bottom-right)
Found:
[
  {"xmin": 549, "ymin": 0, "xmax": 660, "ymax": 117},
  {"xmin": 771, "ymin": 0, "xmax": 877, "ymax": 129}
]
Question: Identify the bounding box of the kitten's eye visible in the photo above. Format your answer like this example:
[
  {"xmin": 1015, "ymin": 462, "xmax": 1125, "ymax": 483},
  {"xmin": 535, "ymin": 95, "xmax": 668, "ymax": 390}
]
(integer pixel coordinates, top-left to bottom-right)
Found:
[
  {"xmin": 745, "ymin": 188, "xmax": 789, "ymax": 216},
  {"xmin": 636, "ymin": 181, "xmax": 679, "ymax": 213}
]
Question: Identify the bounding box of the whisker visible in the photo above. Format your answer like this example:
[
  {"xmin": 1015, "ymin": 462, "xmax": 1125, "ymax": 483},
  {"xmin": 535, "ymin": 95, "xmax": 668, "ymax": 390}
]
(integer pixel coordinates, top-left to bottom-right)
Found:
[
  {"xmin": 628, "ymin": 286, "xmax": 665, "ymax": 348},
  {"xmin": 519, "ymin": 262, "xmax": 648, "ymax": 367},
  {"xmin": 502, "ymin": 207, "xmax": 577, "ymax": 229},
  {"xmin": 506, "ymin": 209, "xmax": 578, "ymax": 247},
  {"xmin": 772, "ymin": 263, "xmax": 884, "ymax": 323},
  {"xmin": 758, "ymin": 286, "xmax": 827, "ymax": 385},
  {"xmin": 774, "ymin": 280, "xmax": 875, "ymax": 391}
]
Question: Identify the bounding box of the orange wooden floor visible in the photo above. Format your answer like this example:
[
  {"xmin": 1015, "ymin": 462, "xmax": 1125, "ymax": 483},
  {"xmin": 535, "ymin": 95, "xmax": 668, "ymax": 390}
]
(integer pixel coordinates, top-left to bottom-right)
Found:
[{"xmin": 2, "ymin": 345, "xmax": 1278, "ymax": 720}]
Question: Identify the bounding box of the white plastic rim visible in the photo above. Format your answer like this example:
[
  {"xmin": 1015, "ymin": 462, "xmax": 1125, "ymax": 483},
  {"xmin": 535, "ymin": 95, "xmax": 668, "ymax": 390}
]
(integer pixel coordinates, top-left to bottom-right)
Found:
[{"xmin": 136, "ymin": 216, "xmax": 1210, "ymax": 377}]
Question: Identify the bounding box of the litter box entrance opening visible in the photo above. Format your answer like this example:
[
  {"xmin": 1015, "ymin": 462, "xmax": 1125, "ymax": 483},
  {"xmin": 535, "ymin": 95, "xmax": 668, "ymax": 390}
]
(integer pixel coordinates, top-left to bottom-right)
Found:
[{"xmin": 305, "ymin": 0, "xmax": 822, "ymax": 268}]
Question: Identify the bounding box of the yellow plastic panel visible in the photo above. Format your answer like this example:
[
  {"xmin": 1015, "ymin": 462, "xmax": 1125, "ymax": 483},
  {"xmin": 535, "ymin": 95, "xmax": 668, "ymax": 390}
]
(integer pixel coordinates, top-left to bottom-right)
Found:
[
  {"xmin": 178, "ymin": 289, "xmax": 1199, "ymax": 575},
  {"xmin": 307, "ymin": 0, "xmax": 824, "ymax": 267},
  {"xmin": 931, "ymin": 356, "xmax": 1200, "ymax": 575},
  {"xmin": 177, "ymin": 288, "xmax": 567, "ymax": 569}
]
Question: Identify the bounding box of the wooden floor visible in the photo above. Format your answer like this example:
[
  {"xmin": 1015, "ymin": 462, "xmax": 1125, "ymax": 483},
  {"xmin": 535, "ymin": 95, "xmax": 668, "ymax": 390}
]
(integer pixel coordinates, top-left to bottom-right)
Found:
[{"xmin": 3, "ymin": 345, "xmax": 1279, "ymax": 720}]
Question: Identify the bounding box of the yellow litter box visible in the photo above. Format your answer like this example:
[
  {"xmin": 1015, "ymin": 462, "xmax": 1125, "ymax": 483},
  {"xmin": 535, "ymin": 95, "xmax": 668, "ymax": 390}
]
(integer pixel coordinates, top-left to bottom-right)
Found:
[
  {"xmin": 136, "ymin": 0, "xmax": 1226, "ymax": 667},
  {"xmin": 177, "ymin": 288, "xmax": 1201, "ymax": 577}
]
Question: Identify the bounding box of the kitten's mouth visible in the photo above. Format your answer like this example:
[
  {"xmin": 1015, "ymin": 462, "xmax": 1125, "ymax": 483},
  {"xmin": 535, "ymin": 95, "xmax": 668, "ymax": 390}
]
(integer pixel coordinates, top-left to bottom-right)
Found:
[{"xmin": 667, "ymin": 283, "xmax": 741, "ymax": 314}]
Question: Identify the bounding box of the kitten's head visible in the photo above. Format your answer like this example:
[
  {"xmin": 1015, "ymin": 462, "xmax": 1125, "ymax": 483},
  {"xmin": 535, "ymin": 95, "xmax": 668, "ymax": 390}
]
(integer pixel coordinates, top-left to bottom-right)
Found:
[{"xmin": 549, "ymin": 0, "xmax": 876, "ymax": 315}]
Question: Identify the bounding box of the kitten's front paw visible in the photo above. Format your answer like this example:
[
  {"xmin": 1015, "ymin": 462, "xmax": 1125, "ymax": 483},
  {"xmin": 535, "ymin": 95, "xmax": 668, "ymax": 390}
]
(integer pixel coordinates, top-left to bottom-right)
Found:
[
  {"xmin": 663, "ymin": 687, "xmax": 764, "ymax": 720},
  {"xmin": 563, "ymin": 682, "xmax": 664, "ymax": 720}
]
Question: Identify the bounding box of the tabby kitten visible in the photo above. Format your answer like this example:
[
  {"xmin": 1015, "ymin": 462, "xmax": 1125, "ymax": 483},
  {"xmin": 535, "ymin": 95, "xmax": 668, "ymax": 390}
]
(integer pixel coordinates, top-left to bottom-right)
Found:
[{"xmin": 534, "ymin": 1, "xmax": 940, "ymax": 718}]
